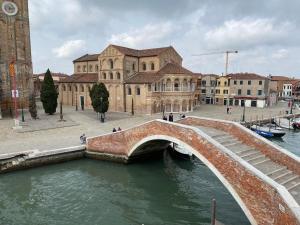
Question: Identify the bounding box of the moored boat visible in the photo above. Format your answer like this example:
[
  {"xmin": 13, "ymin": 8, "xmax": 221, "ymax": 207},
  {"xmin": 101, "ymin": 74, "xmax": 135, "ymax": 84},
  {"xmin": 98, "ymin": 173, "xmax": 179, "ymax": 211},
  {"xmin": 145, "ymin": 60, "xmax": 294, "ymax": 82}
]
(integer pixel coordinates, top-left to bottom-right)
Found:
[
  {"xmin": 168, "ymin": 143, "xmax": 193, "ymax": 160},
  {"xmin": 250, "ymin": 124, "xmax": 286, "ymax": 138}
]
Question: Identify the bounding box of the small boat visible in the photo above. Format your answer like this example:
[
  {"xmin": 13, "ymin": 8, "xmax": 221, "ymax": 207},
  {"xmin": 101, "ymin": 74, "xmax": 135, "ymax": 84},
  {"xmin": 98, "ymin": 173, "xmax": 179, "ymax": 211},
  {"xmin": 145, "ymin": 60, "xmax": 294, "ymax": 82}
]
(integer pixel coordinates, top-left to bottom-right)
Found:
[
  {"xmin": 250, "ymin": 124, "xmax": 286, "ymax": 138},
  {"xmin": 168, "ymin": 143, "xmax": 193, "ymax": 160},
  {"xmin": 275, "ymin": 117, "xmax": 300, "ymax": 130}
]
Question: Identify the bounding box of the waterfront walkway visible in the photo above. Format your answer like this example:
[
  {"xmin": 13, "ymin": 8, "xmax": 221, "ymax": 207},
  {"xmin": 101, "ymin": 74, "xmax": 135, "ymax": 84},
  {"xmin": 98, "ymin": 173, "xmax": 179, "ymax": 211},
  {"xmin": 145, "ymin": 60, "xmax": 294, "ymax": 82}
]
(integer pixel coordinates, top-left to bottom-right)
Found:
[{"xmin": 87, "ymin": 117, "xmax": 300, "ymax": 225}]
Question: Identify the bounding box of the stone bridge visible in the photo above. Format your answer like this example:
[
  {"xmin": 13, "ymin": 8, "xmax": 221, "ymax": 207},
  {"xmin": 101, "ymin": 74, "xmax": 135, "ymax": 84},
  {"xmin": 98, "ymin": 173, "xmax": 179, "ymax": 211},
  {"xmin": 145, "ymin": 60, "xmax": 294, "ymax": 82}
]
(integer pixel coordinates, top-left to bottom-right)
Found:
[{"xmin": 87, "ymin": 116, "xmax": 300, "ymax": 225}]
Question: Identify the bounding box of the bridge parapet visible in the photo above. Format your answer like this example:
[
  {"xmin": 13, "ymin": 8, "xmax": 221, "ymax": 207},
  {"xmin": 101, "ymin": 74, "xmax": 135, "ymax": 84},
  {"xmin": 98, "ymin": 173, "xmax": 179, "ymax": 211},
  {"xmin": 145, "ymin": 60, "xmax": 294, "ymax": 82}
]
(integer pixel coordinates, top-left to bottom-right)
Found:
[{"xmin": 87, "ymin": 118, "xmax": 300, "ymax": 225}]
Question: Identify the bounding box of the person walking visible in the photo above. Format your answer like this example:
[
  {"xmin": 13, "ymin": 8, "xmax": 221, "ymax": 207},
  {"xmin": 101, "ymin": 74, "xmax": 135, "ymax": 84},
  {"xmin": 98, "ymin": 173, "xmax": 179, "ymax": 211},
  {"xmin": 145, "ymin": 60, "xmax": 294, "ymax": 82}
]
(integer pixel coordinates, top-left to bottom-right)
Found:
[
  {"xmin": 169, "ymin": 113, "xmax": 173, "ymax": 122},
  {"xmin": 112, "ymin": 128, "xmax": 117, "ymax": 132},
  {"xmin": 226, "ymin": 106, "xmax": 229, "ymax": 114},
  {"xmin": 118, "ymin": 127, "xmax": 122, "ymax": 131}
]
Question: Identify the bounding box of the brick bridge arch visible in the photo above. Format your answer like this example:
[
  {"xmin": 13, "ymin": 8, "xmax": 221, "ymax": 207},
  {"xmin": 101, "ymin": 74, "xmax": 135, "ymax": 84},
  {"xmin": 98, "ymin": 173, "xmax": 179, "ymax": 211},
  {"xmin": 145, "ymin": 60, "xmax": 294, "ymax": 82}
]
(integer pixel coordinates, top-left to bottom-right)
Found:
[{"xmin": 87, "ymin": 117, "xmax": 300, "ymax": 225}]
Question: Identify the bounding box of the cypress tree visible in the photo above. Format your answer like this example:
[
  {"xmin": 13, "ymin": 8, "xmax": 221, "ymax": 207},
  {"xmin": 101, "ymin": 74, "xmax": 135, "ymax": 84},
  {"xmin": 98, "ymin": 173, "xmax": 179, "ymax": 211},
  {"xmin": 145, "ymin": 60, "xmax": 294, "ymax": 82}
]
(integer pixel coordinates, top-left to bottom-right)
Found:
[
  {"xmin": 89, "ymin": 83, "xmax": 109, "ymax": 121},
  {"xmin": 40, "ymin": 69, "xmax": 58, "ymax": 115}
]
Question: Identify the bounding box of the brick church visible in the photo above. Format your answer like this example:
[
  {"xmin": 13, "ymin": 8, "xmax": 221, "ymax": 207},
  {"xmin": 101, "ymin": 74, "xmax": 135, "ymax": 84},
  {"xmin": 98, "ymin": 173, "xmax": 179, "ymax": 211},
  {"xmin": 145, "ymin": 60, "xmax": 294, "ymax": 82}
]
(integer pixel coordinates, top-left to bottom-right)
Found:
[{"xmin": 0, "ymin": 0, "xmax": 34, "ymax": 118}]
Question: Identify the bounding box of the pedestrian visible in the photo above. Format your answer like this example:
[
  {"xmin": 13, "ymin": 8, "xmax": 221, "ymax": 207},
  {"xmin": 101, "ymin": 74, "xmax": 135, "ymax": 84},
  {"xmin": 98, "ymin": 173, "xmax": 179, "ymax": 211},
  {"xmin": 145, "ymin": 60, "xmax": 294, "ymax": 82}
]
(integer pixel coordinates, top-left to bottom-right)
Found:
[
  {"xmin": 182, "ymin": 114, "xmax": 186, "ymax": 118},
  {"xmin": 163, "ymin": 115, "xmax": 167, "ymax": 121},
  {"xmin": 226, "ymin": 106, "xmax": 229, "ymax": 114},
  {"xmin": 80, "ymin": 134, "xmax": 86, "ymax": 144},
  {"xmin": 169, "ymin": 113, "xmax": 173, "ymax": 122},
  {"xmin": 112, "ymin": 128, "xmax": 117, "ymax": 132},
  {"xmin": 118, "ymin": 127, "xmax": 122, "ymax": 131}
]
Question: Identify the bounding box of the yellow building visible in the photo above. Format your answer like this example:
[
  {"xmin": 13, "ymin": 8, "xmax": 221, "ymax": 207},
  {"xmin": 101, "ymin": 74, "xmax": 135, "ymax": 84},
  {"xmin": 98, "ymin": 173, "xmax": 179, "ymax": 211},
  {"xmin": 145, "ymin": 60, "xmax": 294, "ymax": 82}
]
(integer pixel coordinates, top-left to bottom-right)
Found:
[
  {"xmin": 215, "ymin": 76, "xmax": 230, "ymax": 105},
  {"xmin": 59, "ymin": 44, "xmax": 198, "ymax": 115}
]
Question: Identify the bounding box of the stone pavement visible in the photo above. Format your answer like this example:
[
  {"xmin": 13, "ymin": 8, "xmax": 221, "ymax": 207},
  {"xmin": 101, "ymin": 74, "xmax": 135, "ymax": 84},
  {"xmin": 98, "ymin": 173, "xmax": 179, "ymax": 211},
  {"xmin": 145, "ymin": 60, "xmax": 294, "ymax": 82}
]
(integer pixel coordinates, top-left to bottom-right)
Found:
[{"xmin": 0, "ymin": 101, "xmax": 296, "ymax": 155}]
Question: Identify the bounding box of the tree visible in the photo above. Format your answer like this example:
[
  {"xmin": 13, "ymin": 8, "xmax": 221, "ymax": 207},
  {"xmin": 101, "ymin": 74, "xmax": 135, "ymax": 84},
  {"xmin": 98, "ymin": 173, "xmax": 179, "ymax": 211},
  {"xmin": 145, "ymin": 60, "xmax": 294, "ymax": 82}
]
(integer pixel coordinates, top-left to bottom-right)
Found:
[
  {"xmin": 89, "ymin": 83, "xmax": 109, "ymax": 122},
  {"xmin": 29, "ymin": 95, "xmax": 38, "ymax": 119},
  {"xmin": 40, "ymin": 69, "xmax": 58, "ymax": 115}
]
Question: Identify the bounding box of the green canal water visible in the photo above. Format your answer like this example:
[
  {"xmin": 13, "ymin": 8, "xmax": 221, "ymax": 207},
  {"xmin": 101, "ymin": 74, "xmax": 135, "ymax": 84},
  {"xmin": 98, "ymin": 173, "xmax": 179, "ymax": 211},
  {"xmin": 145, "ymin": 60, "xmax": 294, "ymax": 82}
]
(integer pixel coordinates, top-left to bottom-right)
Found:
[{"xmin": 0, "ymin": 130, "xmax": 299, "ymax": 225}]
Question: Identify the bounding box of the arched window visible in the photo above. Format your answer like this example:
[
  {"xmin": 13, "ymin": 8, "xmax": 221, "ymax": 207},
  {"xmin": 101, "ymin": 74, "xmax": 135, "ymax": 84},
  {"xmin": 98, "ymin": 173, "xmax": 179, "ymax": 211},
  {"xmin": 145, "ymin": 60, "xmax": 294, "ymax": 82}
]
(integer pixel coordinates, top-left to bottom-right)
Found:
[
  {"xmin": 128, "ymin": 87, "xmax": 132, "ymax": 95},
  {"xmin": 74, "ymin": 85, "xmax": 78, "ymax": 92},
  {"xmin": 83, "ymin": 65, "xmax": 87, "ymax": 72},
  {"xmin": 132, "ymin": 63, "xmax": 135, "ymax": 71},
  {"xmin": 151, "ymin": 63, "xmax": 155, "ymax": 70},
  {"xmin": 80, "ymin": 85, "xmax": 84, "ymax": 92},
  {"xmin": 166, "ymin": 78, "xmax": 172, "ymax": 91},
  {"xmin": 103, "ymin": 73, "xmax": 106, "ymax": 80},
  {"xmin": 174, "ymin": 79, "xmax": 180, "ymax": 91},
  {"xmin": 110, "ymin": 73, "xmax": 113, "ymax": 80},
  {"xmin": 77, "ymin": 66, "xmax": 81, "ymax": 72},
  {"xmin": 142, "ymin": 62, "xmax": 146, "ymax": 71},
  {"xmin": 62, "ymin": 85, "xmax": 66, "ymax": 91},
  {"xmin": 95, "ymin": 65, "xmax": 99, "ymax": 72},
  {"xmin": 117, "ymin": 72, "xmax": 121, "ymax": 80},
  {"xmin": 69, "ymin": 85, "xmax": 72, "ymax": 91},
  {"xmin": 89, "ymin": 65, "xmax": 93, "ymax": 72},
  {"xmin": 109, "ymin": 59, "xmax": 114, "ymax": 69},
  {"xmin": 136, "ymin": 87, "xmax": 141, "ymax": 95}
]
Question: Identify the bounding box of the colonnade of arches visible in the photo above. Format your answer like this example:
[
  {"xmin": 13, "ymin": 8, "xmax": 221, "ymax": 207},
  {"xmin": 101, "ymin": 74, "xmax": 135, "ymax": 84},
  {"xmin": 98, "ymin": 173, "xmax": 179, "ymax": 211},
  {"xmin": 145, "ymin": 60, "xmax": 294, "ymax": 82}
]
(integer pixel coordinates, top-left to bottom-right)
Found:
[
  {"xmin": 150, "ymin": 78, "xmax": 195, "ymax": 92},
  {"xmin": 151, "ymin": 99, "xmax": 193, "ymax": 114}
]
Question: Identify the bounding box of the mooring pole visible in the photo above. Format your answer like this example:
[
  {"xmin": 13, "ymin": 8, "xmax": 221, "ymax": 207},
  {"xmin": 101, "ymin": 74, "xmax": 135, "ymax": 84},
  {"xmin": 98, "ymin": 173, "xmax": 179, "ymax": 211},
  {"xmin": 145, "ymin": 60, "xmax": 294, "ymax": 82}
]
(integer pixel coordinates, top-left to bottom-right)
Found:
[{"xmin": 211, "ymin": 198, "xmax": 216, "ymax": 225}]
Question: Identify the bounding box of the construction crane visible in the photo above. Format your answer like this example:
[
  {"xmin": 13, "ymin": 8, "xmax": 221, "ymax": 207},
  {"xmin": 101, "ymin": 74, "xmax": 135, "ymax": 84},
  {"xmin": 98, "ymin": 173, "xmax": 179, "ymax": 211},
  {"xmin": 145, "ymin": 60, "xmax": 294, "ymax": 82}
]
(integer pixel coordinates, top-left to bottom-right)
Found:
[{"xmin": 192, "ymin": 50, "xmax": 238, "ymax": 76}]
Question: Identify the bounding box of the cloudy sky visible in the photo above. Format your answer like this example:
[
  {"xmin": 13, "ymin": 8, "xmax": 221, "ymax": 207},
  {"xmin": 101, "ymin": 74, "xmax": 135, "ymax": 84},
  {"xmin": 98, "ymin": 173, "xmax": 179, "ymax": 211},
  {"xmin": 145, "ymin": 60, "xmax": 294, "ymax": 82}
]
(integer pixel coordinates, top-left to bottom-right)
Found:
[{"xmin": 28, "ymin": 0, "xmax": 300, "ymax": 77}]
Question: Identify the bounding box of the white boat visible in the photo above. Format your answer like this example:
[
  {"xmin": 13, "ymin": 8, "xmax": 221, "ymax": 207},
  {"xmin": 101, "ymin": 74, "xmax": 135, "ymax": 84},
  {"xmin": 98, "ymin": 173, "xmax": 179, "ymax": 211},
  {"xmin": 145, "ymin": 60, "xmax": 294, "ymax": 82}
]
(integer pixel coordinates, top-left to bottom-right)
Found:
[{"xmin": 169, "ymin": 143, "xmax": 193, "ymax": 159}]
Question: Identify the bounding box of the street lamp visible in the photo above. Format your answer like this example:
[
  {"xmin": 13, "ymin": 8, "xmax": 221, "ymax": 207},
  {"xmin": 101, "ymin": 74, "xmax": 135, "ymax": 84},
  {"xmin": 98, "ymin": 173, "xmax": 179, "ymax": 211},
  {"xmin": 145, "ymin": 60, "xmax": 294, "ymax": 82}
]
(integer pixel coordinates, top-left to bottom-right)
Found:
[
  {"xmin": 242, "ymin": 103, "xmax": 246, "ymax": 122},
  {"xmin": 100, "ymin": 96, "xmax": 104, "ymax": 123}
]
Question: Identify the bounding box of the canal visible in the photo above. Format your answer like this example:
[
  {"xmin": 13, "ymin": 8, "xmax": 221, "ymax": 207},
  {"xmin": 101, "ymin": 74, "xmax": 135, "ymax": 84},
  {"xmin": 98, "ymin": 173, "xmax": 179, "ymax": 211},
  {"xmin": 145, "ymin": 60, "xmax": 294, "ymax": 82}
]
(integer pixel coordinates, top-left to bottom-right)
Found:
[{"xmin": 0, "ymin": 130, "xmax": 299, "ymax": 225}]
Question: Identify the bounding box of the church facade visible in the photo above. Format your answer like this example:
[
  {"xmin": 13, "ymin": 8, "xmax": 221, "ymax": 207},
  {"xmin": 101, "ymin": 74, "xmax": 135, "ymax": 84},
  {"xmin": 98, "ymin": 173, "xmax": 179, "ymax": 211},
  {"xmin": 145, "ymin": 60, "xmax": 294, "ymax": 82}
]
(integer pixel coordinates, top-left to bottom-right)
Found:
[
  {"xmin": 0, "ymin": 0, "xmax": 33, "ymax": 117},
  {"xmin": 59, "ymin": 45, "xmax": 199, "ymax": 115}
]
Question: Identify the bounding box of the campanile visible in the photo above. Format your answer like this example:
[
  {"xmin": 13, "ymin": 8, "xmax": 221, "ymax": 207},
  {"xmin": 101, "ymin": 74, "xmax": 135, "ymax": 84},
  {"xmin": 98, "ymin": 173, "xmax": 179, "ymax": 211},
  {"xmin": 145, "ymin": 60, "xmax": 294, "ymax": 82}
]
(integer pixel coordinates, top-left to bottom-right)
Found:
[{"xmin": 0, "ymin": 0, "xmax": 33, "ymax": 117}]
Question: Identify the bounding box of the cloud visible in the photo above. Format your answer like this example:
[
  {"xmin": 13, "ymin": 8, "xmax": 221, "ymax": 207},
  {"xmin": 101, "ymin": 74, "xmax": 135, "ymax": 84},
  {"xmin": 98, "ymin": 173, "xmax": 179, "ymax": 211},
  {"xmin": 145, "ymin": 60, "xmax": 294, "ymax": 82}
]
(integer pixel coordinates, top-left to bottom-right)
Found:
[
  {"xmin": 272, "ymin": 49, "xmax": 288, "ymax": 59},
  {"xmin": 204, "ymin": 18, "xmax": 292, "ymax": 50},
  {"xmin": 52, "ymin": 40, "xmax": 86, "ymax": 59},
  {"xmin": 109, "ymin": 22, "xmax": 176, "ymax": 48}
]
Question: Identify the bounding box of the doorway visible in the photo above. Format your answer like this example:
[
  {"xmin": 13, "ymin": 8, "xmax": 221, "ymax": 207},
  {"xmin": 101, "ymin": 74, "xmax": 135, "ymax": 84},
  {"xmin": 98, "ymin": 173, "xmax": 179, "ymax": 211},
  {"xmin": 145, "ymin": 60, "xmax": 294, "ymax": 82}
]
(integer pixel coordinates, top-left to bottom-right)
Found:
[{"xmin": 80, "ymin": 96, "xmax": 85, "ymax": 111}]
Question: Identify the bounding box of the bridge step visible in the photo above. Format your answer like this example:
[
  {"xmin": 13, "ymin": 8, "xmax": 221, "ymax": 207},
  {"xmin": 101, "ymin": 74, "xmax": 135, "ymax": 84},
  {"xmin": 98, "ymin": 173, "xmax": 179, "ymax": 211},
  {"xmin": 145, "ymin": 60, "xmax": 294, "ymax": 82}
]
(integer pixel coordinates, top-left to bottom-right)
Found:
[
  {"xmin": 254, "ymin": 161, "xmax": 285, "ymax": 174},
  {"xmin": 219, "ymin": 139, "xmax": 239, "ymax": 145},
  {"xmin": 267, "ymin": 167, "xmax": 287, "ymax": 177},
  {"xmin": 287, "ymin": 181, "xmax": 300, "ymax": 191},
  {"xmin": 237, "ymin": 149, "xmax": 258, "ymax": 157},
  {"xmin": 214, "ymin": 135, "xmax": 235, "ymax": 141},
  {"xmin": 222, "ymin": 142, "xmax": 242, "ymax": 147},
  {"xmin": 280, "ymin": 175, "xmax": 300, "ymax": 186},
  {"xmin": 273, "ymin": 170, "xmax": 293, "ymax": 181},
  {"xmin": 252, "ymin": 158, "xmax": 271, "ymax": 166},
  {"xmin": 242, "ymin": 152, "xmax": 265, "ymax": 163}
]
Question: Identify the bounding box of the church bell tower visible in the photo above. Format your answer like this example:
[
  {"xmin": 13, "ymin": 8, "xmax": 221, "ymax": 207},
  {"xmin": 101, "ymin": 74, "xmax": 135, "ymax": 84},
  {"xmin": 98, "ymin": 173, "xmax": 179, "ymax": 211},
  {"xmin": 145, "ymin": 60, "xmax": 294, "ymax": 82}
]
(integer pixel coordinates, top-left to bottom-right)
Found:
[{"xmin": 0, "ymin": 0, "xmax": 33, "ymax": 117}]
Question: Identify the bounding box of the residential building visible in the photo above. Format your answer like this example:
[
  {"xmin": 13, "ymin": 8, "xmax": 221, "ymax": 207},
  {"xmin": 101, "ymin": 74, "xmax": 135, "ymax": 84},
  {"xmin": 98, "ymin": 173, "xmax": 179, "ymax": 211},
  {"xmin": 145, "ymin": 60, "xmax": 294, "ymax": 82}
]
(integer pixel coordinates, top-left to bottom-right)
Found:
[
  {"xmin": 199, "ymin": 74, "xmax": 219, "ymax": 104},
  {"xmin": 59, "ymin": 44, "xmax": 197, "ymax": 114},
  {"xmin": 227, "ymin": 73, "xmax": 270, "ymax": 108},
  {"xmin": 215, "ymin": 76, "xmax": 230, "ymax": 105},
  {"xmin": 269, "ymin": 76, "xmax": 293, "ymax": 100}
]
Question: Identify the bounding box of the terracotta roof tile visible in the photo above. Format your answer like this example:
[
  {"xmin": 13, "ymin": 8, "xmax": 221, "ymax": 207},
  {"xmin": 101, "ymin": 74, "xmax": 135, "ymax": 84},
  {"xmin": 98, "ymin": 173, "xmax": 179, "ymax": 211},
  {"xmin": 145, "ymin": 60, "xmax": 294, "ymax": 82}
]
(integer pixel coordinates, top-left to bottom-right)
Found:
[
  {"xmin": 73, "ymin": 54, "xmax": 99, "ymax": 62},
  {"xmin": 269, "ymin": 76, "xmax": 292, "ymax": 81},
  {"xmin": 111, "ymin": 45, "xmax": 180, "ymax": 58},
  {"xmin": 227, "ymin": 73, "xmax": 267, "ymax": 80},
  {"xmin": 60, "ymin": 73, "xmax": 98, "ymax": 83},
  {"xmin": 157, "ymin": 62, "xmax": 193, "ymax": 75},
  {"xmin": 125, "ymin": 72, "xmax": 161, "ymax": 84}
]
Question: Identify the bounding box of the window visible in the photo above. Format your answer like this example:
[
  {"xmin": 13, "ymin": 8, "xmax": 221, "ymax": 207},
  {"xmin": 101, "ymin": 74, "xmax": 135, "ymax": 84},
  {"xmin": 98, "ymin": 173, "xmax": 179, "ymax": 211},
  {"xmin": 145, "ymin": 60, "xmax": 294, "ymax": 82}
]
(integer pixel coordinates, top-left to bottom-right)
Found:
[
  {"xmin": 109, "ymin": 59, "xmax": 114, "ymax": 69},
  {"xmin": 136, "ymin": 87, "xmax": 141, "ymax": 95},
  {"xmin": 216, "ymin": 98, "xmax": 219, "ymax": 103},
  {"xmin": 259, "ymin": 80, "xmax": 263, "ymax": 85},
  {"xmin": 234, "ymin": 80, "xmax": 237, "ymax": 85},
  {"xmin": 148, "ymin": 84, "xmax": 152, "ymax": 92},
  {"xmin": 224, "ymin": 81, "xmax": 227, "ymax": 86},
  {"xmin": 238, "ymin": 89, "xmax": 242, "ymax": 95},
  {"xmin": 95, "ymin": 65, "xmax": 99, "ymax": 72},
  {"xmin": 110, "ymin": 73, "xmax": 113, "ymax": 80},
  {"xmin": 151, "ymin": 63, "xmax": 155, "ymax": 70},
  {"xmin": 248, "ymin": 80, "xmax": 251, "ymax": 85},
  {"xmin": 247, "ymin": 90, "xmax": 251, "ymax": 95},
  {"xmin": 83, "ymin": 65, "xmax": 87, "ymax": 72},
  {"xmin": 132, "ymin": 63, "xmax": 135, "ymax": 71},
  {"xmin": 223, "ymin": 90, "xmax": 228, "ymax": 94},
  {"xmin": 211, "ymin": 81, "xmax": 216, "ymax": 86},
  {"xmin": 240, "ymin": 80, "xmax": 243, "ymax": 85},
  {"xmin": 201, "ymin": 89, "xmax": 206, "ymax": 94},
  {"xmin": 77, "ymin": 66, "xmax": 81, "ymax": 72},
  {"xmin": 201, "ymin": 80, "xmax": 206, "ymax": 86},
  {"xmin": 216, "ymin": 89, "xmax": 220, "ymax": 94},
  {"xmin": 89, "ymin": 65, "xmax": 93, "ymax": 72},
  {"xmin": 258, "ymin": 90, "xmax": 262, "ymax": 96},
  {"xmin": 211, "ymin": 90, "xmax": 214, "ymax": 94},
  {"xmin": 142, "ymin": 62, "xmax": 146, "ymax": 71},
  {"xmin": 218, "ymin": 81, "xmax": 221, "ymax": 86},
  {"xmin": 128, "ymin": 87, "xmax": 132, "ymax": 95},
  {"xmin": 63, "ymin": 85, "xmax": 66, "ymax": 91},
  {"xmin": 75, "ymin": 85, "xmax": 78, "ymax": 92},
  {"xmin": 117, "ymin": 72, "xmax": 121, "ymax": 80},
  {"xmin": 69, "ymin": 86, "xmax": 72, "ymax": 91},
  {"xmin": 103, "ymin": 73, "xmax": 106, "ymax": 79}
]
